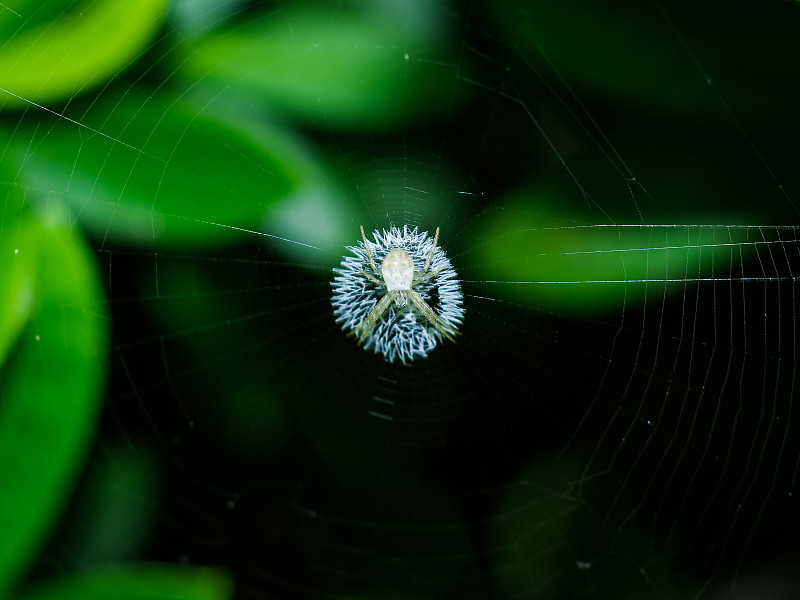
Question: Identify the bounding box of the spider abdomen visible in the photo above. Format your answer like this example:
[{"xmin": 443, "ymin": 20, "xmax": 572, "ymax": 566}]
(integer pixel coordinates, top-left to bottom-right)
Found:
[{"xmin": 381, "ymin": 248, "xmax": 414, "ymax": 291}]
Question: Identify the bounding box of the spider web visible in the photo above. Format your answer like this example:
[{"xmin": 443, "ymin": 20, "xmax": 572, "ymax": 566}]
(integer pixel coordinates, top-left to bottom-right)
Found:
[{"xmin": 2, "ymin": 0, "xmax": 800, "ymax": 598}]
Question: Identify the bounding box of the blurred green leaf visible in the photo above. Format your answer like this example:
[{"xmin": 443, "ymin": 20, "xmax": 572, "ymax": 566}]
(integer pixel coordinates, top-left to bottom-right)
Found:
[
  {"xmin": 146, "ymin": 261, "xmax": 293, "ymax": 458},
  {"xmin": 489, "ymin": 455, "xmax": 679, "ymax": 599},
  {"xmin": 0, "ymin": 243, "xmax": 36, "ymax": 365},
  {"xmin": 0, "ymin": 0, "xmax": 75, "ymax": 38},
  {"xmin": 0, "ymin": 165, "xmax": 34, "ymax": 365},
  {"xmin": 63, "ymin": 442, "xmax": 159, "ymax": 567},
  {"xmin": 18, "ymin": 563, "xmax": 232, "ymax": 600},
  {"xmin": 0, "ymin": 0, "xmax": 167, "ymax": 110},
  {"xmin": 464, "ymin": 193, "xmax": 754, "ymax": 314},
  {"xmin": 8, "ymin": 91, "xmax": 351, "ymax": 255},
  {"xmin": 0, "ymin": 204, "xmax": 108, "ymax": 596},
  {"xmin": 168, "ymin": 0, "xmax": 249, "ymax": 36},
  {"xmin": 491, "ymin": 0, "xmax": 800, "ymax": 120},
  {"xmin": 174, "ymin": 5, "xmax": 452, "ymax": 129},
  {"xmin": 0, "ymin": 238, "xmax": 36, "ymax": 365}
]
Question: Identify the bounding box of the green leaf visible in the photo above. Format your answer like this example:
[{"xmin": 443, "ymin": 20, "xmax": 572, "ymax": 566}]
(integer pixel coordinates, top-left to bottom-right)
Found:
[
  {"xmin": 0, "ymin": 205, "xmax": 108, "ymax": 596},
  {"xmin": 174, "ymin": 5, "xmax": 452, "ymax": 129},
  {"xmin": 0, "ymin": 237, "xmax": 36, "ymax": 366},
  {"xmin": 61, "ymin": 442, "xmax": 159, "ymax": 567},
  {"xmin": 489, "ymin": 455, "xmax": 680, "ymax": 599},
  {"xmin": 17, "ymin": 563, "xmax": 232, "ymax": 600},
  {"xmin": 0, "ymin": 160, "xmax": 33, "ymax": 366},
  {"xmin": 0, "ymin": 0, "xmax": 167, "ymax": 110},
  {"xmin": 0, "ymin": 1, "xmax": 76, "ymax": 39},
  {"xmin": 464, "ymin": 194, "xmax": 754, "ymax": 314},
  {"xmin": 167, "ymin": 0, "xmax": 249, "ymax": 37},
  {"xmin": 8, "ymin": 91, "xmax": 353, "ymax": 257},
  {"xmin": 491, "ymin": 0, "xmax": 800, "ymax": 120}
]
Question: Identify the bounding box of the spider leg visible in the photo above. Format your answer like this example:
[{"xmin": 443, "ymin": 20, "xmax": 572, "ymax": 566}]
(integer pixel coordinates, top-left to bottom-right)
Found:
[
  {"xmin": 412, "ymin": 227, "xmax": 443, "ymax": 286},
  {"xmin": 360, "ymin": 269, "xmax": 384, "ymax": 287},
  {"xmin": 408, "ymin": 290, "xmax": 459, "ymax": 343},
  {"xmin": 360, "ymin": 225, "xmax": 380, "ymax": 277},
  {"xmin": 412, "ymin": 265, "xmax": 446, "ymax": 286},
  {"xmin": 422, "ymin": 227, "xmax": 440, "ymax": 273},
  {"xmin": 354, "ymin": 294, "xmax": 394, "ymax": 346}
]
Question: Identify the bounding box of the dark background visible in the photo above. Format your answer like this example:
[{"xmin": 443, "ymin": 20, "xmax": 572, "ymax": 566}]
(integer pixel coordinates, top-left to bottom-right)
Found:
[{"xmin": 3, "ymin": 1, "xmax": 800, "ymax": 599}]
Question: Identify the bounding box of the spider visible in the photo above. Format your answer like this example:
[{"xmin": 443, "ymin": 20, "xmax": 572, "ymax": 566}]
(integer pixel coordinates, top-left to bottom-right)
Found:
[{"xmin": 354, "ymin": 225, "xmax": 460, "ymax": 345}]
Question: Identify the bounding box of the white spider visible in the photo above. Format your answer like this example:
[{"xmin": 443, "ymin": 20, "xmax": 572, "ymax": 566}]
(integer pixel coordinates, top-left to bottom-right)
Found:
[
  {"xmin": 354, "ymin": 225, "xmax": 459, "ymax": 346},
  {"xmin": 331, "ymin": 225, "xmax": 464, "ymax": 363}
]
